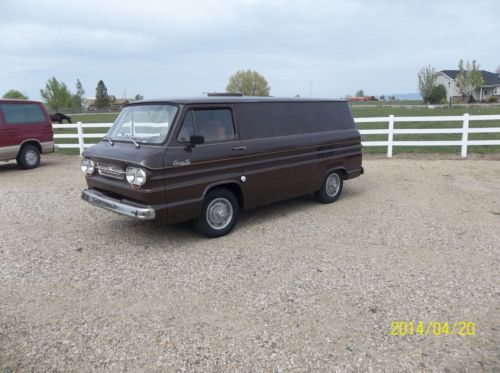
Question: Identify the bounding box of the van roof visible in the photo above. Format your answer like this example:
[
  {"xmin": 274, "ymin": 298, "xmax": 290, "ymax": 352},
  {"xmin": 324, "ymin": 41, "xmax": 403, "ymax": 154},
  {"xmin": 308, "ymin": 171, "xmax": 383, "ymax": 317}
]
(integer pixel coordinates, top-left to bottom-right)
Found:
[
  {"xmin": 0, "ymin": 99, "xmax": 43, "ymax": 104},
  {"xmin": 130, "ymin": 97, "xmax": 347, "ymax": 105}
]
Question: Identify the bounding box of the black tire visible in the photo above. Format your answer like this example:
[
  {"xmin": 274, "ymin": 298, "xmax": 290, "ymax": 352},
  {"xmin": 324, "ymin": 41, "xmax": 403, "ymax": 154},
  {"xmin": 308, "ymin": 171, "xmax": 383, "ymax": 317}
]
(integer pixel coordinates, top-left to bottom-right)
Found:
[
  {"xmin": 194, "ymin": 188, "xmax": 240, "ymax": 238},
  {"xmin": 315, "ymin": 170, "xmax": 344, "ymax": 203},
  {"xmin": 16, "ymin": 144, "xmax": 40, "ymax": 170}
]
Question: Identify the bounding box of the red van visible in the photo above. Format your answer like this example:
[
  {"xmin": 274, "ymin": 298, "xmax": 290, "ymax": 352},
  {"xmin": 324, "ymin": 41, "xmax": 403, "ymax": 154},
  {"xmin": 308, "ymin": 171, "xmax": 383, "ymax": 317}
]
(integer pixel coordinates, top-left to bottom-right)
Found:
[{"xmin": 0, "ymin": 99, "xmax": 54, "ymax": 169}]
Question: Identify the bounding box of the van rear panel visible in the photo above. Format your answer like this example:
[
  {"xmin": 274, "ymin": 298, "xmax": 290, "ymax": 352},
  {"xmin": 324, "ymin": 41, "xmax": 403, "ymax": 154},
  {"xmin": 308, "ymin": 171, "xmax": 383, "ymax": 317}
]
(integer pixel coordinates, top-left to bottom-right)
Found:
[{"xmin": 234, "ymin": 100, "xmax": 361, "ymax": 209}]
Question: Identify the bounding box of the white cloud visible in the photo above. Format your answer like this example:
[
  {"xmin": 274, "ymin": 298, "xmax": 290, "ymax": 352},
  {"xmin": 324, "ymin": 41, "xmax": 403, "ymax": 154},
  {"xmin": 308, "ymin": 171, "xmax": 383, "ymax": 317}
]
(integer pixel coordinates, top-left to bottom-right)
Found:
[
  {"xmin": 0, "ymin": 23, "xmax": 156, "ymax": 56},
  {"xmin": 0, "ymin": 0, "xmax": 498, "ymax": 99}
]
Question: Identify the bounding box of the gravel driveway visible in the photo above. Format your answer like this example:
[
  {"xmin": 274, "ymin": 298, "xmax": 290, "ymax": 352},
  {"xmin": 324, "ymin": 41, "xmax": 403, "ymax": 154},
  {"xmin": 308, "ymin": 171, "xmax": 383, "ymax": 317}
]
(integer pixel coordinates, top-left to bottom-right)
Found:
[{"xmin": 1, "ymin": 154, "xmax": 499, "ymax": 372}]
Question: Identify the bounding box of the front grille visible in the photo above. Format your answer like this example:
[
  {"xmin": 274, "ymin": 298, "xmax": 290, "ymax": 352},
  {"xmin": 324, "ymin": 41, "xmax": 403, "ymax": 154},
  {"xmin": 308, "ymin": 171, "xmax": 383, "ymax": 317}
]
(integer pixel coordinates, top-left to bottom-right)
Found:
[{"xmin": 96, "ymin": 163, "xmax": 125, "ymax": 180}]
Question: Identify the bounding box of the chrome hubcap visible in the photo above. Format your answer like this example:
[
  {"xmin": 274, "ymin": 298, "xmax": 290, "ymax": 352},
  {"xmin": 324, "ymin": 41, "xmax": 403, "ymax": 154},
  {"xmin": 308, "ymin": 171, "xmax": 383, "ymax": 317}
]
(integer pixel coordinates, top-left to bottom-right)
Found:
[
  {"xmin": 206, "ymin": 198, "xmax": 233, "ymax": 230},
  {"xmin": 25, "ymin": 150, "xmax": 38, "ymax": 165},
  {"xmin": 325, "ymin": 173, "xmax": 341, "ymax": 197}
]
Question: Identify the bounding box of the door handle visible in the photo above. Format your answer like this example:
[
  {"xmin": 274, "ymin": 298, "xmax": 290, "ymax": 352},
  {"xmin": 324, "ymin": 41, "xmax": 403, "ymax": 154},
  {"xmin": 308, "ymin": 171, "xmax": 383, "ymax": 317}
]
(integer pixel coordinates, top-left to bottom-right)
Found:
[{"xmin": 232, "ymin": 146, "xmax": 247, "ymax": 151}]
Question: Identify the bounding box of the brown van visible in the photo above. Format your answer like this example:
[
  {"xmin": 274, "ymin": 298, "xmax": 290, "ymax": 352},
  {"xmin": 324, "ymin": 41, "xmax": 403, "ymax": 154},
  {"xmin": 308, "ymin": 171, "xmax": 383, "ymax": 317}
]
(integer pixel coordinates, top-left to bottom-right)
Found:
[{"xmin": 81, "ymin": 97, "xmax": 363, "ymax": 237}]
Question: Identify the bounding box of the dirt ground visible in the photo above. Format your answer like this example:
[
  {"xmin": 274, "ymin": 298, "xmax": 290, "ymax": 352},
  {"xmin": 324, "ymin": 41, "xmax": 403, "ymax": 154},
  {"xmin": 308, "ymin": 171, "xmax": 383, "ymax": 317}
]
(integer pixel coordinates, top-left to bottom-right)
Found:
[{"xmin": 1, "ymin": 154, "xmax": 499, "ymax": 372}]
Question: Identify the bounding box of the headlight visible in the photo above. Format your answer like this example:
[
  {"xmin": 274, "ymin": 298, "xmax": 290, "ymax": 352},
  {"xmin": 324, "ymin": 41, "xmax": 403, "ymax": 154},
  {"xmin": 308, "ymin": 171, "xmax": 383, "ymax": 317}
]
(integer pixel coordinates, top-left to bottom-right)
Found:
[
  {"xmin": 81, "ymin": 158, "xmax": 95, "ymax": 176},
  {"xmin": 126, "ymin": 167, "xmax": 147, "ymax": 187}
]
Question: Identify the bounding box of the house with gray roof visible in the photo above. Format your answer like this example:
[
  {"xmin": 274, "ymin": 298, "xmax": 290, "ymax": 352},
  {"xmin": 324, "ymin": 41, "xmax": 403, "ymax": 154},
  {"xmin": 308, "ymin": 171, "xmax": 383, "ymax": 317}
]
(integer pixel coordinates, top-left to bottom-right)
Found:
[{"xmin": 436, "ymin": 70, "xmax": 500, "ymax": 102}]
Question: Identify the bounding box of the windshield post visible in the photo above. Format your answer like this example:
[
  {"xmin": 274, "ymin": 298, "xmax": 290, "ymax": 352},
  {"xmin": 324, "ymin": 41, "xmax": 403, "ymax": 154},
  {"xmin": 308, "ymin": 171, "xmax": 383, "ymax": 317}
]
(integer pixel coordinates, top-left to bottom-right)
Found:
[{"xmin": 131, "ymin": 110, "xmax": 135, "ymax": 137}]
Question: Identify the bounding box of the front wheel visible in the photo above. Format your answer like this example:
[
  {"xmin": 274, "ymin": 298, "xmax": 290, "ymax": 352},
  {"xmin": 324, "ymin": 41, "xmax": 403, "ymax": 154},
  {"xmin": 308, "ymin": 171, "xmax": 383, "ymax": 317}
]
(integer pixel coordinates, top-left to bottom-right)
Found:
[
  {"xmin": 194, "ymin": 188, "xmax": 240, "ymax": 237},
  {"xmin": 315, "ymin": 171, "xmax": 343, "ymax": 203},
  {"xmin": 17, "ymin": 144, "xmax": 40, "ymax": 170}
]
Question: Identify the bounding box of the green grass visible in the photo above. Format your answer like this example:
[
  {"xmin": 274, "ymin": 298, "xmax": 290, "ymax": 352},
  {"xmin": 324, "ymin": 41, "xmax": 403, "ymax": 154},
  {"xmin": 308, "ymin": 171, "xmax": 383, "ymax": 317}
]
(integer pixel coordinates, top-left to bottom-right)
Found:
[
  {"xmin": 55, "ymin": 107, "xmax": 500, "ymax": 156},
  {"xmin": 349, "ymin": 100, "xmax": 425, "ymax": 106},
  {"xmin": 71, "ymin": 113, "xmax": 119, "ymax": 123}
]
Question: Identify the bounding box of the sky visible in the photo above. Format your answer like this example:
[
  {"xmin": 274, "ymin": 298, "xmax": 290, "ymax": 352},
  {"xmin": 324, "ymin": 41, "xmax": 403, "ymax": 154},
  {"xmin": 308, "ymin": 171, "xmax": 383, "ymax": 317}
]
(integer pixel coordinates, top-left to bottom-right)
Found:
[{"xmin": 1, "ymin": 0, "xmax": 499, "ymax": 100}]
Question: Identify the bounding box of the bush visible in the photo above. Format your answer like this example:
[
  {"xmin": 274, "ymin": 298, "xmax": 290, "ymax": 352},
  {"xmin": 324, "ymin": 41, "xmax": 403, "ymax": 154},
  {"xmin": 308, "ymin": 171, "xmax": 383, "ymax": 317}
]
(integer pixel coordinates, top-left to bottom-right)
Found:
[
  {"xmin": 488, "ymin": 96, "xmax": 498, "ymax": 103},
  {"xmin": 440, "ymin": 97, "xmax": 448, "ymax": 105},
  {"xmin": 427, "ymin": 84, "xmax": 447, "ymax": 104}
]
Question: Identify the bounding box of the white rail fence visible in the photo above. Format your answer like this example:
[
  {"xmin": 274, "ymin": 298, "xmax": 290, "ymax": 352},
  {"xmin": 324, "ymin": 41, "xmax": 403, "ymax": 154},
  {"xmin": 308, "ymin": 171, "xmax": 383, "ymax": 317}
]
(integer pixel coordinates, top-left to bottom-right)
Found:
[{"xmin": 53, "ymin": 114, "xmax": 500, "ymax": 158}]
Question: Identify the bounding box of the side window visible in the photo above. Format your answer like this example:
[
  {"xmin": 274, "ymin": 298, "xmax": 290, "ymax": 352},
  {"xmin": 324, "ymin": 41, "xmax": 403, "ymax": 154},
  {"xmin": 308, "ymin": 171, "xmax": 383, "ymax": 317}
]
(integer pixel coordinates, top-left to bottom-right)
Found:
[
  {"xmin": 0, "ymin": 103, "xmax": 45, "ymax": 125},
  {"xmin": 193, "ymin": 109, "xmax": 235, "ymax": 143},
  {"xmin": 177, "ymin": 110, "xmax": 195, "ymax": 143}
]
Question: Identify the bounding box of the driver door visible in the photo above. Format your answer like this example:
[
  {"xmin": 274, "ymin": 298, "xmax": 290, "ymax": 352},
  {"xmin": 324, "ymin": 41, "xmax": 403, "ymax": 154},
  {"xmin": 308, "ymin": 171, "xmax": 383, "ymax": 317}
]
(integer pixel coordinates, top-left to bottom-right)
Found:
[{"xmin": 163, "ymin": 105, "xmax": 246, "ymax": 223}]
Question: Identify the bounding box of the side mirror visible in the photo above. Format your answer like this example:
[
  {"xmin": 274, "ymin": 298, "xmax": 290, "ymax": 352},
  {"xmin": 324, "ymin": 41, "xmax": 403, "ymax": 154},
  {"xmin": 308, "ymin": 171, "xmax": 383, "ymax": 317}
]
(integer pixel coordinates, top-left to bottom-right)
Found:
[
  {"xmin": 189, "ymin": 135, "xmax": 204, "ymax": 146},
  {"xmin": 185, "ymin": 135, "xmax": 204, "ymax": 152}
]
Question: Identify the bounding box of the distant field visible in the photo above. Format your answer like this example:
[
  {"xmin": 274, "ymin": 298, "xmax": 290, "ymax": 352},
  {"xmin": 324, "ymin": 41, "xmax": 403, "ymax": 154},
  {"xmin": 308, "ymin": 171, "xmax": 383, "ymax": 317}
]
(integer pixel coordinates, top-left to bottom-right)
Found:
[
  {"xmin": 350, "ymin": 105, "xmax": 500, "ymax": 117},
  {"xmin": 349, "ymin": 99, "xmax": 425, "ymax": 106},
  {"xmin": 71, "ymin": 112, "xmax": 119, "ymax": 123},
  {"xmin": 55, "ymin": 105, "xmax": 500, "ymax": 156}
]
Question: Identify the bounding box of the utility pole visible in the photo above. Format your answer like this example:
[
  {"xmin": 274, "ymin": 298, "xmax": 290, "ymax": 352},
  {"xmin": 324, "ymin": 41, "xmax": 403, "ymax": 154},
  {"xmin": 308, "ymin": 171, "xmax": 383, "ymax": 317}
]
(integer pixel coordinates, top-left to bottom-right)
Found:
[{"xmin": 309, "ymin": 81, "xmax": 312, "ymax": 97}]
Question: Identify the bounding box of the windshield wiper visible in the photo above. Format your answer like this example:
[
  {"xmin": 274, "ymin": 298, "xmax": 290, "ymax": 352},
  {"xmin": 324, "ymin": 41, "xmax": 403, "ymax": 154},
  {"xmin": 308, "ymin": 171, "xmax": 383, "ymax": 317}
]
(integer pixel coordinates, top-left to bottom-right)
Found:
[
  {"xmin": 127, "ymin": 135, "xmax": 140, "ymax": 148},
  {"xmin": 103, "ymin": 135, "xmax": 114, "ymax": 146}
]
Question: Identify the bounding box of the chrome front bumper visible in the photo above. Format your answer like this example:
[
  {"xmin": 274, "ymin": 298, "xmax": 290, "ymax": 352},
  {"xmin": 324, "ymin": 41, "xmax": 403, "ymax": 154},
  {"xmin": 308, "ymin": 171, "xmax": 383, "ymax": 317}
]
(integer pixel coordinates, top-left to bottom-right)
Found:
[{"xmin": 81, "ymin": 189, "xmax": 156, "ymax": 220}]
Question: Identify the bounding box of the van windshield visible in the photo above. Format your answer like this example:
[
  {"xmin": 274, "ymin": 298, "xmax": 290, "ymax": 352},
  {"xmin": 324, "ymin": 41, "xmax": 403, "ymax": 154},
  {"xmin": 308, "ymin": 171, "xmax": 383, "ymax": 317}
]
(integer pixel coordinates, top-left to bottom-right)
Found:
[{"xmin": 107, "ymin": 104, "xmax": 178, "ymax": 144}]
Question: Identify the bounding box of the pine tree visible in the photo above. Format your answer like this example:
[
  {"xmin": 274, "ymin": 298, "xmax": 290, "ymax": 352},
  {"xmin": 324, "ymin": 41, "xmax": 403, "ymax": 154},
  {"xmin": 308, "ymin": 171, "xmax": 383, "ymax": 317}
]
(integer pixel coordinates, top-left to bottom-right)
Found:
[{"xmin": 95, "ymin": 80, "xmax": 110, "ymax": 109}]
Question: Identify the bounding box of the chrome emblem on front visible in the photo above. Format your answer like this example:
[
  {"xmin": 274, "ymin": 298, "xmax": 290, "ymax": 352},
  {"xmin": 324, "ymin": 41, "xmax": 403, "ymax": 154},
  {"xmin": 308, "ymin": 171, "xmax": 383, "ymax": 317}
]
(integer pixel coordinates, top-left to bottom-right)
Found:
[{"xmin": 96, "ymin": 163, "xmax": 125, "ymax": 179}]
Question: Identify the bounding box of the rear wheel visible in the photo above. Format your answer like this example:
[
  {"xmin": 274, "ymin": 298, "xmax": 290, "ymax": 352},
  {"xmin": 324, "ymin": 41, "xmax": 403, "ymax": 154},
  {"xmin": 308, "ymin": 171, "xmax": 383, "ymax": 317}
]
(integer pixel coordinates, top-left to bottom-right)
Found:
[
  {"xmin": 194, "ymin": 188, "xmax": 239, "ymax": 237},
  {"xmin": 315, "ymin": 171, "xmax": 343, "ymax": 203},
  {"xmin": 17, "ymin": 144, "xmax": 40, "ymax": 170}
]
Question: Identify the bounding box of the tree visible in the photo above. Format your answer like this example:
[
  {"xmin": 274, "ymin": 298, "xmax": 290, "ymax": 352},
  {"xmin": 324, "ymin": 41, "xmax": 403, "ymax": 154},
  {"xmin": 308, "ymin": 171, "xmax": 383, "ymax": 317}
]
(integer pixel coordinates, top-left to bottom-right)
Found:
[
  {"xmin": 428, "ymin": 84, "xmax": 447, "ymax": 104},
  {"xmin": 355, "ymin": 89, "xmax": 364, "ymax": 97},
  {"xmin": 73, "ymin": 79, "xmax": 85, "ymax": 110},
  {"xmin": 40, "ymin": 77, "xmax": 75, "ymax": 110},
  {"xmin": 95, "ymin": 80, "xmax": 110, "ymax": 109},
  {"xmin": 134, "ymin": 94, "xmax": 144, "ymax": 101},
  {"xmin": 3, "ymin": 89, "xmax": 28, "ymax": 99},
  {"xmin": 226, "ymin": 69, "xmax": 270, "ymax": 96},
  {"xmin": 455, "ymin": 59, "xmax": 484, "ymax": 102},
  {"xmin": 417, "ymin": 65, "xmax": 437, "ymax": 103}
]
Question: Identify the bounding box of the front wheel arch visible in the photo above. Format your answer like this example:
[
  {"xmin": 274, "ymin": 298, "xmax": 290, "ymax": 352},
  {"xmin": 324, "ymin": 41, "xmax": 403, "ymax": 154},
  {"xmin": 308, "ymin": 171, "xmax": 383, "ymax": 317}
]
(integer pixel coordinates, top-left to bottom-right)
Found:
[{"xmin": 203, "ymin": 181, "xmax": 245, "ymax": 209}]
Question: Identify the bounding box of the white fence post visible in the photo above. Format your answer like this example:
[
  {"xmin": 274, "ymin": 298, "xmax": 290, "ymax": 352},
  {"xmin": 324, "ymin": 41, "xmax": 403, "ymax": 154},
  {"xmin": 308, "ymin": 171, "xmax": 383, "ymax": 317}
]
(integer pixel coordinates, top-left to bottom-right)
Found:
[
  {"xmin": 387, "ymin": 115, "xmax": 394, "ymax": 158},
  {"xmin": 77, "ymin": 121, "xmax": 84, "ymax": 156},
  {"xmin": 461, "ymin": 113, "xmax": 469, "ymax": 158}
]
